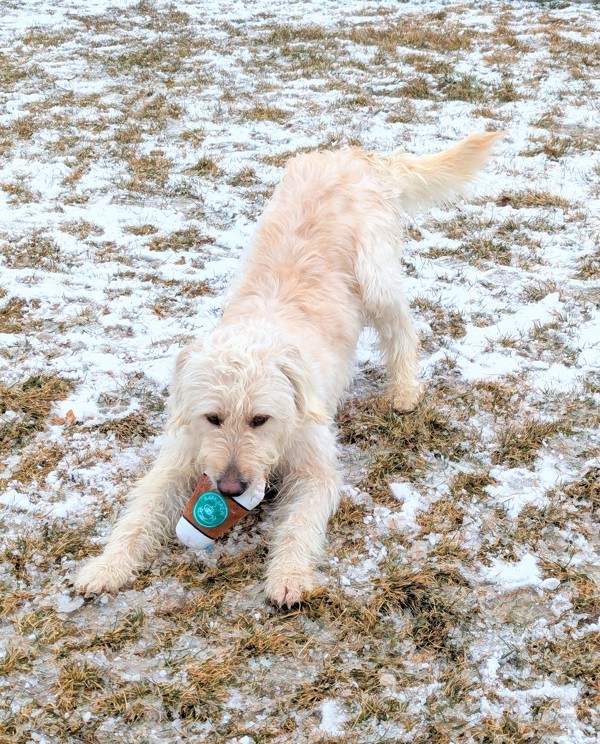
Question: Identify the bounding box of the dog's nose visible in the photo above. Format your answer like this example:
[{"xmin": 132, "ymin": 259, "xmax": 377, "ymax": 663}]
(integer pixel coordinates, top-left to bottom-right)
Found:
[{"xmin": 216, "ymin": 477, "xmax": 248, "ymax": 497}]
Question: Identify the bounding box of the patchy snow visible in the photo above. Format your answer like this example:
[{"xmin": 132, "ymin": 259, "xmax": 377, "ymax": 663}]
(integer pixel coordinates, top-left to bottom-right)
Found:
[{"xmin": 0, "ymin": 0, "xmax": 598, "ymax": 741}]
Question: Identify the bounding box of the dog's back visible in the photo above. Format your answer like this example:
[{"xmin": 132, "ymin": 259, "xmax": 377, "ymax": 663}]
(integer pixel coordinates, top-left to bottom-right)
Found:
[{"xmin": 228, "ymin": 131, "xmax": 503, "ymax": 322}]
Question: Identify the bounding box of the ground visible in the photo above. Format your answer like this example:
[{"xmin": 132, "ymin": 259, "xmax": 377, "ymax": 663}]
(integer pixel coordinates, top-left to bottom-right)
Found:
[{"xmin": 0, "ymin": 1, "xmax": 598, "ymax": 742}]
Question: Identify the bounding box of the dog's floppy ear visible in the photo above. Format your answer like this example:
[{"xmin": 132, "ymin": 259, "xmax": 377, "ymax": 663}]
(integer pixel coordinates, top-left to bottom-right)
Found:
[
  {"xmin": 166, "ymin": 341, "xmax": 202, "ymax": 432},
  {"xmin": 279, "ymin": 347, "xmax": 329, "ymax": 425}
]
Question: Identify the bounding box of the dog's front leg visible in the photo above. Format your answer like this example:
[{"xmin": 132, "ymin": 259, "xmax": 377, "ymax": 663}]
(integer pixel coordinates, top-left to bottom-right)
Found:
[
  {"xmin": 74, "ymin": 433, "xmax": 196, "ymax": 595},
  {"xmin": 265, "ymin": 425, "xmax": 341, "ymax": 607}
]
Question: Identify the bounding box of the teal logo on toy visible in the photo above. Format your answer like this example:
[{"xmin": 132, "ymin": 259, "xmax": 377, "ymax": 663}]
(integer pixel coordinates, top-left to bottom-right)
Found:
[{"xmin": 193, "ymin": 491, "xmax": 229, "ymax": 529}]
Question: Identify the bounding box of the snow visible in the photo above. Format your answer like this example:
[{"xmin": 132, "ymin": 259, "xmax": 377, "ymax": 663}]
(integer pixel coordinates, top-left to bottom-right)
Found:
[
  {"xmin": 389, "ymin": 482, "xmax": 425, "ymax": 531},
  {"xmin": 50, "ymin": 592, "xmax": 85, "ymax": 614},
  {"xmin": 481, "ymin": 553, "xmax": 542, "ymax": 590},
  {"xmin": 0, "ymin": 0, "xmax": 598, "ymax": 741},
  {"xmin": 319, "ymin": 699, "xmax": 347, "ymax": 736}
]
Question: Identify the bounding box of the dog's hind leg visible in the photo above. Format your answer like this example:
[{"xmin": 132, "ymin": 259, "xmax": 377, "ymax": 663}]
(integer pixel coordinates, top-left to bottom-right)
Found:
[
  {"xmin": 356, "ymin": 241, "xmax": 422, "ymax": 413},
  {"xmin": 74, "ymin": 433, "xmax": 197, "ymax": 595},
  {"xmin": 265, "ymin": 423, "xmax": 341, "ymax": 607}
]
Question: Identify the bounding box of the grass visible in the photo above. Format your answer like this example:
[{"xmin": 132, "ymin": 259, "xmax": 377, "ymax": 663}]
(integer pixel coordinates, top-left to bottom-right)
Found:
[
  {"xmin": 93, "ymin": 680, "xmax": 157, "ymax": 723},
  {"xmin": 125, "ymin": 150, "xmax": 173, "ymax": 193},
  {"xmin": 0, "ymin": 232, "xmax": 63, "ymax": 271},
  {"xmin": 160, "ymin": 659, "xmax": 237, "ymax": 721},
  {"xmin": 562, "ymin": 467, "xmax": 599, "ymax": 511},
  {"xmin": 574, "ymin": 248, "xmax": 599, "ymax": 280},
  {"xmin": 1, "ymin": 178, "xmax": 40, "ymax": 205},
  {"xmin": 4, "ymin": 441, "xmax": 66, "ymax": 486},
  {"xmin": 0, "ymin": 644, "xmax": 33, "ymax": 677},
  {"xmin": 54, "ymin": 660, "xmax": 107, "ymax": 710},
  {"xmin": 64, "ymin": 610, "xmax": 146, "ymax": 654},
  {"xmin": 347, "ymin": 19, "xmax": 475, "ymax": 52},
  {"xmin": 1, "ymin": 522, "xmax": 99, "ymax": 582},
  {"xmin": 492, "ymin": 416, "xmax": 569, "ymax": 468},
  {"xmin": 91, "ymin": 411, "xmax": 156, "ymax": 444},
  {"xmin": 528, "ymin": 632, "xmax": 600, "ymax": 696},
  {"xmin": 1, "ymin": 1, "xmax": 598, "ymax": 741},
  {"xmin": 189, "ymin": 155, "xmax": 221, "ymax": 177},
  {"xmin": 338, "ymin": 393, "xmax": 471, "ymax": 504},
  {"xmin": 373, "ymin": 562, "xmax": 469, "ymax": 654},
  {"xmin": 520, "ymin": 279, "xmax": 558, "ymax": 303},
  {"xmin": 520, "ymin": 133, "xmax": 572, "ymax": 160},
  {"xmin": 0, "ymin": 374, "xmax": 74, "ymax": 457},
  {"xmin": 241, "ymin": 105, "xmax": 292, "ymax": 123},
  {"xmin": 147, "ymin": 226, "xmax": 215, "ymax": 252},
  {"xmin": 413, "ymin": 295, "xmax": 467, "ymax": 337},
  {"xmin": 494, "ymin": 189, "xmax": 572, "ymax": 210},
  {"xmin": 0, "ymin": 297, "xmax": 40, "ymax": 333},
  {"xmin": 16, "ymin": 609, "xmax": 73, "ymax": 646}
]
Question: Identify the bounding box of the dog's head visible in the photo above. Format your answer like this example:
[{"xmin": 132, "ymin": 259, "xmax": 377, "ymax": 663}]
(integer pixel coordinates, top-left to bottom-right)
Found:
[{"xmin": 167, "ymin": 322, "xmax": 328, "ymax": 496}]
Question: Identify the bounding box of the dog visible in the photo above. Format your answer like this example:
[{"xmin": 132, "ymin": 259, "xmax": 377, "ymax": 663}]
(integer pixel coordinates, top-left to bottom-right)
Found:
[{"xmin": 74, "ymin": 132, "xmax": 502, "ymax": 606}]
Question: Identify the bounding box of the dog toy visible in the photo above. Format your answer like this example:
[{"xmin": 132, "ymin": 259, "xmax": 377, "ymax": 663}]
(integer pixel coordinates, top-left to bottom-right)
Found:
[{"xmin": 176, "ymin": 474, "xmax": 266, "ymax": 550}]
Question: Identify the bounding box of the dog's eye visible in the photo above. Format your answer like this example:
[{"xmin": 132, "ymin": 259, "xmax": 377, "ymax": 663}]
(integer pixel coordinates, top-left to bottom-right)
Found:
[
  {"xmin": 205, "ymin": 414, "xmax": 222, "ymax": 426},
  {"xmin": 250, "ymin": 415, "xmax": 269, "ymax": 428}
]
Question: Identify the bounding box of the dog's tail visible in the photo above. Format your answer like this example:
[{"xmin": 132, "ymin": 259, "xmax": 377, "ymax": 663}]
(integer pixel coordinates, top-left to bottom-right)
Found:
[{"xmin": 371, "ymin": 131, "xmax": 505, "ymax": 212}]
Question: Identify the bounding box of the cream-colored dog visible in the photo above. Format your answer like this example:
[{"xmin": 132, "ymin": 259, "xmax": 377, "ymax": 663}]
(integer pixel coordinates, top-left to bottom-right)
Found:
[{"xmin": 74, "ymin": 132, "xmax": 502, "ymax": 606}]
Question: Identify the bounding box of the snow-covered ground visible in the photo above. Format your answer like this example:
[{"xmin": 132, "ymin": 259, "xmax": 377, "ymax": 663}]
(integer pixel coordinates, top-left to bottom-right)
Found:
[{"xmin": 0, "ymin": 1, "xmax": 598, "ymax": 741}]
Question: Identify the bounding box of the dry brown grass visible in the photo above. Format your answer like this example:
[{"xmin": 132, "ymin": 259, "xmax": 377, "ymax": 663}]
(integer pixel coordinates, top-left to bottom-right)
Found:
[
  {"xmin": 147, "ymin": 226, "xmax": 215, "ymax": 253},
  {"xmin": 1, "ymin": 178, "xmax": 40, "ymax": 205},
  {"xmin": 16, "ymin": 609, "xmax": 74, "ymax": 646},
  {"xmin": 0, "ymin": 374, "xmax": 74, "ymax": 457},
  {"xmin": 528, "ymin": 631, "xmax": 600, "ymax": 697},
  {"xmin": 492, "ymin": 416, "xmax": 569, "ymax": 468},
  {"xmin": 520, "ymin": 133, "xmax": 572, "ymax": 160},
  {"xmin": 494, "ymin": 189, "xmax": 572, "ymax": 210},
  {"xmin": 289, "ymin": 586, "xmax": 379, "ymax": 636},
  {"xmin": 347, "ymin": 18, "xmax": 475, "ymax": 53},
  {"xmin": 0, "ymin": 588, "xmax": 35, "ymax": 619},
  {"xmin": 125, "ymin": 150, "xmax": 173, "ymax": 193},
  {"xmin": 160, "ymin": 659, "xmax": 237, "ymax": 722},
  {"xmin": 330, "ymin": 495, "xmax": 368, "ymax": 532},
  {"xmin": 64, "ymin": 610, "xmax": 146, "ymax": 654},
  {"xmin": 2, "ymin": 521, "xmax": 99, "ymax": 584},
  {"xmin": 4, "ymin": 441, "xmax": 66, "ymax": 486},
  {"xmin": 229, "ymin": 166, "xmax": 260, "ymax": 187},
  {"xmin": 413, "ymin": 295, "xmax": 467, "ymax": 337},
  {"xmin": 562, "ymin": 467, "xmax": 599, "ymax": 511},
  {"xmin": 1, "ymin": 2, "xmax": 598, "ymax": 741},
  {"xmin": 574, "ymin": 248, "xmax": 599, "ymax": 280},
  {"xmin": 189, "ymin": 155, "xmax": 221, "ymax": 177},
  {"xmin": 373, "ymin": 561, "xmax": 470, "ymax": 654},
  {"xmin": 0, "ymin": 643, "xmax": 33, "ymax": 677},
  {"xmin": 242, "ymin": 105, "xmax": 291, "ymax": 123},
  {"xmin": 0, "ymin": 232, "xmax": 63, "ymax": 271},
  {"xmin": 0, "ymin": 296, "xmax": 41, "ymax": 333},
  {"xmin": 338, "ymin": 393, "xmax": 471, "ymax": 504},
  {"xmin": 520, "ymin": 279, "xmax": 558, "ymax": 303},
  {"xmin": 471, "ymin": 376, "xmax": 529, "ymax": 417},
  {"xmin": 53, "ymin": 660, "xmax": 107, "ymax": 710},
  {"xmin": 92, "ymin": 411, "xmax": 156, "ymax": 444},
  {"xmin": 93, "ymin": 680, "xmax": 158, "ymax": 723}
]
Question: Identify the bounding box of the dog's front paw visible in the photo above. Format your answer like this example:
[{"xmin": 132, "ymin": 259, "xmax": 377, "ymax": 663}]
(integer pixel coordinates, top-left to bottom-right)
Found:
[
  {"xmin": 265, "ymin": 570, "xmax": 314, "ymax": 607},
  {"xmin": 73, "ymin": 555, "xmax": 133, "ymax": 596},
  {"xmin": 391, "ymin": 382, "xmax": 423, "ymax": 415}
]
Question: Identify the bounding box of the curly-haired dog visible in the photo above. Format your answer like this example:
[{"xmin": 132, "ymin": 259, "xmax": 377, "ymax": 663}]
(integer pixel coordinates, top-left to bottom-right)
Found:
[{"xmin": 74, "ymin": 132, "xmax": 502, "ymax": 606}]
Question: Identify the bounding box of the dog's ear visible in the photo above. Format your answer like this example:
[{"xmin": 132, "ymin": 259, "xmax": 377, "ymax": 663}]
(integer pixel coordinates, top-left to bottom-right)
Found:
[
  {"xmin": 167, "ymin": 341, "xmax": 202, "ymax": 432},
  {"xmin": 279, "ymin": 348, "xmax": 329, "ymax": 425}
]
